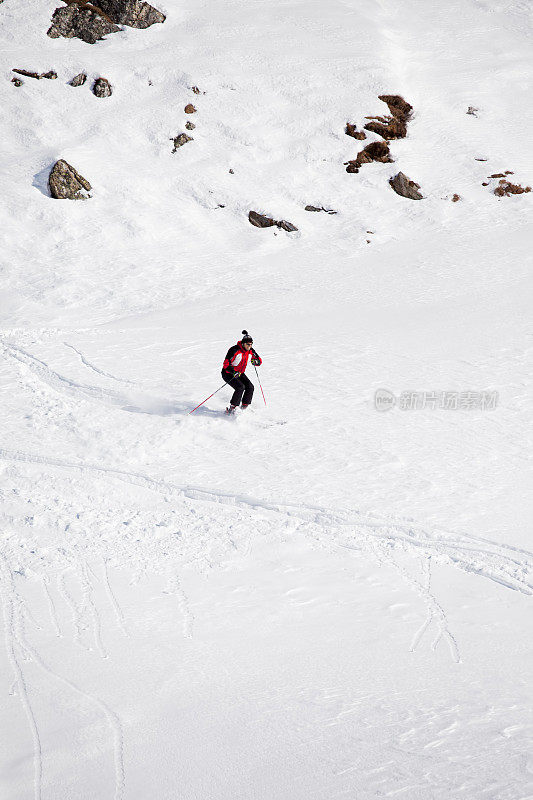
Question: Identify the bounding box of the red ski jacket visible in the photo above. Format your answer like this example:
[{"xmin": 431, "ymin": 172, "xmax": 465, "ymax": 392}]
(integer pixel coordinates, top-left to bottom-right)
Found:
[{"xmin": 222, "ymin": 341, "xmax": 262, "ymax": 374}]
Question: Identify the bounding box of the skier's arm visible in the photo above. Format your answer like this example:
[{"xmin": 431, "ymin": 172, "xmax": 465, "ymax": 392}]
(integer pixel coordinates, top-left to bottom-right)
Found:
[{"xmin": 223, "ymin": 345, "xmax": 240, "ymax": 373}]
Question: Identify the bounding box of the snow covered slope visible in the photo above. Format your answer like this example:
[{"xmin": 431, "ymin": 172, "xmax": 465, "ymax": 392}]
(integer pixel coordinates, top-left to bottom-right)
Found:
[{"xmin": 1, "ymin": 1, "xmax": 532, "ymax": 798}]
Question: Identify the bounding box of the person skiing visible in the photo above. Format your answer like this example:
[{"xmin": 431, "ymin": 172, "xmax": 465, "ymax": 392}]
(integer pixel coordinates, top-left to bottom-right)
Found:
[{"xmin": 222, "ymin": 330, "xmax": 262, "ymax": 414}]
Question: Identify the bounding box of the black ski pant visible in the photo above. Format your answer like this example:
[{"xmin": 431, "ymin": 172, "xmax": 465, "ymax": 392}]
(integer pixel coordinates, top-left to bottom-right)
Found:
[{"xmin": 222, "ymin": 370, "xmax": 254, "ymax": 407}]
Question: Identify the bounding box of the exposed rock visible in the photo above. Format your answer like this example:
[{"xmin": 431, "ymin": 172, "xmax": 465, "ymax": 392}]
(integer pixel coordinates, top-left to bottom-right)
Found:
[
  {"xmin": 451, "ymin": 194, "xmax": 461, "ymax": 202},
  {"xmin": 229, "ymin": 169, "xmax": 234, "ymax": 174},
  {"xmin": 12, "ymin": 68, "xmax": 57, "ymax": 80},
  {"xmin": 184, "ymin": 103, "xmax": 196, "ymax": 114},
  {"xmin": 248, "ymin": 211, "xmax": 298, "ymax": 232},
  {"xmin": 467, "ymin": 106, "xmax": 479, "ymax": 116},
  {"xmin": 364, "ymin": 94, "xmax": 412, "ymax": 139},
  {"xmin": 12, "ymin": 69, "xmax": 41, "ymax": 80},
  {"xmin": 489, "ymin": 171, "xmax": 513, "ymax": 178},
  {"xmin": 389, "ymin": 171, "xmax": 423, "ymax": 200},
  {"xmin": 191, "ymin": 86, "xmax": 201, "ymax": 94},
  {"xmin": 47, "ymin": 5, "xmax": 120, "ymax": 44},
  {"xmin": 97, "ymin": 0, "xmax": 165, "ymax": 28},
  {"xmin": 278, "ymin": 220, "xmax": 298, "ymax": 232},
  {"xmin": 304, "ymin": 205, "xmax": 337, "ymax": 214},
  {"xmin": 249, "ymin": 211, "xmax": 276, "ymax": 228},
  {"xmin": 474, "ymin": 158, "xmax": 488, "ymax": 161},
  {"xmin": 345, "ymin": 123, "xmax": 366, "ymax": 140},
  {"xmin": 494, "ymin": 179, "xmax": 531, "ymax": 197},
  {"xmin": 92, "ymin": 77, "xmax": 112, "ymax": 97},
  {"xmin": 185, "ymin": 120, "xmax": 195, "ymax": 131},
  {"xmin": 48, "ymin": 159, "xmax": 92, "ymax": 200},
  {"xmin": 345, "ymin": 140, "xmax": 392, "ymax": 173},
  {"xmin": 69, "ymin": 72, "xmax": 87, "ymax": 86},
  {"xmin": 12, "ymin": 77, "xmax": 24, "ymax": 87},
  {"xmin": 171, "ymin": 133, "xmax": 193, "ymax": 152}
]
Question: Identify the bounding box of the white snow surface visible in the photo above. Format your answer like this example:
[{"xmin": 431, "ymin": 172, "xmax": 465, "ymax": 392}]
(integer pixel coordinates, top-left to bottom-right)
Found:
[{"xmin": 1, "ymin": 0, "xmax": 533, "ymax": 798}]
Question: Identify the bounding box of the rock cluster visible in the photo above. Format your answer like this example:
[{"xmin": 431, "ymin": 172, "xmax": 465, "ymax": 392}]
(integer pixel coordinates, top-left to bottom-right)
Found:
[
  {"xmin": 48, "ymin": 160, "xmax": 92, "ymax": 200},
  {"xmin": 248, "ymin": 211, "xmax": 297, "ymax": 232},
  {"xmin": 494, "ymin": 179, "xmax": 531, "ymax": 197}
]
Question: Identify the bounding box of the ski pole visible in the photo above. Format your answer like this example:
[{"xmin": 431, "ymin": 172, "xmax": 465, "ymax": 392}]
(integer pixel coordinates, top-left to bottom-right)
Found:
[
  {"xmin": 189, "ymin": 381, "xmax": 227, "ymax": 414},
  {"xmin": 254, "ymin": 364, "xmax": 267, "ymax": 406}
]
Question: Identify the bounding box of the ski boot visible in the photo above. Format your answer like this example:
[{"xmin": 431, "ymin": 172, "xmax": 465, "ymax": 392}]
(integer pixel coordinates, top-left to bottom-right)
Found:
[{"xmin": 225, "ymin": 404, "xmax": 237, "ymax": 415}]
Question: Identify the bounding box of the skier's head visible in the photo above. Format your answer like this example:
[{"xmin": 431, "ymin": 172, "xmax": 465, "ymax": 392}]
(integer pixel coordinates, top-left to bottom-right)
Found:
[{"xmin": 241, "ymin": 330, "xmax": 253, "ymax": 349}]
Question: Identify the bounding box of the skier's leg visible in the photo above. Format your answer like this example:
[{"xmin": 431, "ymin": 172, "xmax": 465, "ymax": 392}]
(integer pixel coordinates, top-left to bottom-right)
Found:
[
  {"xmin": 228, "ymin": 376, "xmax": 245, "ymax": 407},
  {"xmin": 241, "ymin": 374, "xmax": 254, "ymax": 406}
]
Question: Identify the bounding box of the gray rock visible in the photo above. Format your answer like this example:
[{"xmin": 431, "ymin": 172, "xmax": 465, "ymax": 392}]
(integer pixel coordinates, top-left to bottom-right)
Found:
[
  {"xmin": 185, "ymin": 121, "xmax": 195, "ymax": 131},
  {"xmin": 12, "ymin": 68, "xmax": 58, "ymax": 80},
  {"xmin": 304, "ymin": 205, "xmax": 337, "ymax": 214},
  {"xmin": 97, "ymin": 0, "xmax": 165, "ymax": 28},
  {"xmin": 278, "ymin": 220, "xmax": 298, "ymax": 232},
  {"xmin": 12, "ymin": 77, "xmax": 24, "ymax": 87},
  {"xmin": 42, "ymin": 70, "xmax": 58, "ymax": 80},
  {"xmin": 47, "ymin": 5, "xmax": 120, "ymax": 44},
  {"xmin": 92, "ymin": 77, "xmax": 112, "ymax": 97},
  {"xmin": 248, "ymin": 211, "xmax": 298, "ymax": 232},
  {"xmin": 389, "ymin": 171, "xmax": 423, "ymax": 200},
  {"xmin": 69, "ymin": 73, "xmax": 87, "ymax": 87},
  {"xmin": 48, "ymin": 160, "xmax": 92, "ymax": 200},
  {"xmin": 171, "ymin": 133, "xmax": 193, "ymax": 152}
]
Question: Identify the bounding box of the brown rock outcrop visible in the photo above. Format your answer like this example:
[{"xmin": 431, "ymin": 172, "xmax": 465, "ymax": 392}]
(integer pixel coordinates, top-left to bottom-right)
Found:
[
  {"xmin": 364, "ymin": 94, "xmax": 412, "ymax": 139},
  {"xmin": 345, "ymin": 140, "xmax": 392, "ymax": 173}
]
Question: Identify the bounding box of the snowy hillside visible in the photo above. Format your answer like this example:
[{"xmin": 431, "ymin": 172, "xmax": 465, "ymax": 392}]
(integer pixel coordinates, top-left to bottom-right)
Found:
[{"xmin": 1, "ymin": 0, "xmax": 532, "ymax": 798}]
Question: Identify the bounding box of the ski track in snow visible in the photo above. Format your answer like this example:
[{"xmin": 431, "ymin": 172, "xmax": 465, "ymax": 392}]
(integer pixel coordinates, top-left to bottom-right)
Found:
[
  {"xmin": 63, "ymin": 343, "xmax": 138, "ymax": 388},
  {"xmin": 1, "ymin": 446, "xmax": 531, "ymax": 603},
  {"xmin": 0, "ymin": 556, "xmax": 126, "ymax": 800}
]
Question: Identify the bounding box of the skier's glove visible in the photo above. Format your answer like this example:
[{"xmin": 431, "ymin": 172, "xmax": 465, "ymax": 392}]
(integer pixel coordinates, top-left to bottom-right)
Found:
[
  {"xmin": 251, "ymin": 358, "xmax": 261, "ymax": 366},
  {"xmin": 232, "ymin": 368, "xmax": 241, "ymax": 377}
]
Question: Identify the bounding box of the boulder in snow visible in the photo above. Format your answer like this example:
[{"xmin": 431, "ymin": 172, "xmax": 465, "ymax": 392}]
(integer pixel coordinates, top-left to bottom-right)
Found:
[
  {"xmin": 48, "ymin": 160, "xmax": 92, "ymax": 200},
  {"xmin": 389, "ymin": 172, "xmax": 423, "ymax": 200},
  {"xmin": 184, "ymin": 103, "xmax": 197, "ymax": 114},
  {"xmin": 249, "ymin": 211, "xmax": 276, "ymax": 228},
  {"xmin": 47, "ymin": 5, "xmax": 120, "ymax": 44},
  {"xmin": 69, "ymin": 73, "xmax": 87, "ymax": 87},
  {"xmin": 92, "ymin": 77, "xmax": 112, "ymax": 97},
  {"xmin": 185, "ymin": 121, "xmax": 195, "ymax": 130},
  {"xmin": 248, "ymin": 211, "xmax": 298, "ymax": 232}
]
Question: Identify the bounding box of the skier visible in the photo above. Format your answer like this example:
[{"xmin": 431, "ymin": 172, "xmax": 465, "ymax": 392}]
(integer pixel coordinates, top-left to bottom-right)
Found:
[{"xmin": 222, "ymin": 330, "xmax": 262, "ymax": 414}]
